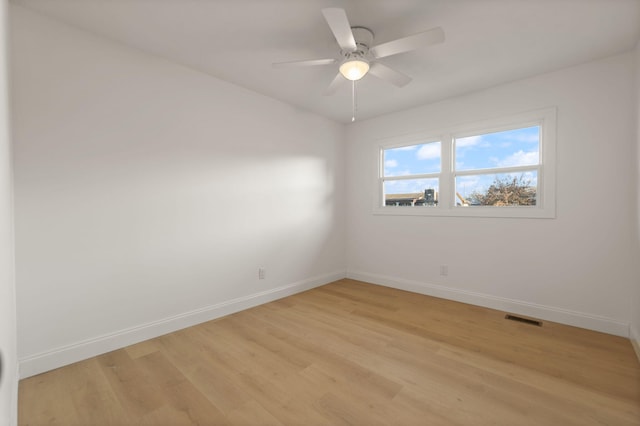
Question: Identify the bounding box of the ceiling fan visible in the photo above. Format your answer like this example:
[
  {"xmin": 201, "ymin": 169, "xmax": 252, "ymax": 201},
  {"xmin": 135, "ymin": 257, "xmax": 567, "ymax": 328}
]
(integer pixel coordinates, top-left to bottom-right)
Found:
[{"xmin": 273, "ymin": 8, "xmax": 445, "ymax": 95}]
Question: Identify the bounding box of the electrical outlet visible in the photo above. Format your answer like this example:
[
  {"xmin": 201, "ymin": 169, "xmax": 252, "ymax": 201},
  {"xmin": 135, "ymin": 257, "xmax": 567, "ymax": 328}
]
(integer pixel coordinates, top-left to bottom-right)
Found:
[
  {"xmin": 440, "ymin": 265, "xmax": 448, "ymax": 276},
  {"xmin": 258, "ymin": 268, "xmax": 266, "ymax": 280}
]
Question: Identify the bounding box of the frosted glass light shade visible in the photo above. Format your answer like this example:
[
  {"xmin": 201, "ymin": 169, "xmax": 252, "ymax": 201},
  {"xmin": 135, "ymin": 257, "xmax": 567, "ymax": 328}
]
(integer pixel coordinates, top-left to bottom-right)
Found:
[{"xmin": 339, "ymin": 59, "xmax": 370, "ymax": 81}]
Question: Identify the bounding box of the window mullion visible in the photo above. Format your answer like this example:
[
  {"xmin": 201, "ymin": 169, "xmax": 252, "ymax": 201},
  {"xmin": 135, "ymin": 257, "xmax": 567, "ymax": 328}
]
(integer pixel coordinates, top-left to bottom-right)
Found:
[
  {"xmin": 454, "ymin": 165, "xmax": 539, "ymax": 177},
  {"xmin": 383, "ymin": 173, "xmax": 440, "ymax": 181},
  {"xmin": 440, "ymin": 133, "xmax": 453, "ymax": 209}
]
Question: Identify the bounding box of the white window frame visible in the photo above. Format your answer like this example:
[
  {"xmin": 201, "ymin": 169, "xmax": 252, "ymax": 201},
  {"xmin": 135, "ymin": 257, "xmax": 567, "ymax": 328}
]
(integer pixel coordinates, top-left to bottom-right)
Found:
[{"xmin": 373, "ymin": 107, "xmax": 556, "ymax": 219}]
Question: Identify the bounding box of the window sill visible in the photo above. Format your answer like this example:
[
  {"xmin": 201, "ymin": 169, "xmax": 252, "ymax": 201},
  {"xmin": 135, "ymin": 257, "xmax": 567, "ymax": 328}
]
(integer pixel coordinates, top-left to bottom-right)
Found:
[{"xmin": 372, "ymin": 205, "xmax": 556, "ymax": 219}]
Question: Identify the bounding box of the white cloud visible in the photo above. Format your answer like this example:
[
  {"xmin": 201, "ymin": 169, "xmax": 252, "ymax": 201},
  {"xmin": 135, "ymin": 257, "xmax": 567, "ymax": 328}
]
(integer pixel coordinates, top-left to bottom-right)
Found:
[
  {"xmin": 456, "ymin": 135, "xmax": 482, "ymax": 147},
  {"xmin": 385, "ymin": 180, "xmax": 423, "ymax": 193},
  {"xmin": 385, "ymin": 159, "xmax": 398, "ymax": 168},
  {"xmin": 456, "ymin": 175, "xmax": 480, "ymax": 187},
  {"xmin": 497, "ymin": 150, "xmax": 538, "ymax": 167},
  {"xmin": 385, "ymin": 169, "xmax": 412, "ymax": 177},
  {"xmin": 392, "ymin": 145, "xmax": 417, "ymax": 151},
  {"xmin": 416, "ymin": 143, "xmax": 440, "ymax": 160},
  {"xmin": 512, "ymin": 132, "xmax": 539, "ymax": 143}
]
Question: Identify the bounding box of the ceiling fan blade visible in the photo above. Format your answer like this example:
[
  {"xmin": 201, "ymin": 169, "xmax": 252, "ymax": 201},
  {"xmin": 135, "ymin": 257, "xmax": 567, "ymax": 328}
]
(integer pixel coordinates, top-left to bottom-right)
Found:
[
  {"xmin": 368, "ymin": 62, "xmax": 412, "ymax": 87},
  {"xmin": 370, "ymin": 27, "xmax": 445, "ymax": 59},
  {"xmin": 323, "ymin": 72, "xmax": 346, "ymax": 96},
  {"xmin": 273, "ymin": 58, "xmax": 337, "ymax": 68},
  {"xmin": 321, "ymin": 8, "xmax": 357, "ymax": 52}
]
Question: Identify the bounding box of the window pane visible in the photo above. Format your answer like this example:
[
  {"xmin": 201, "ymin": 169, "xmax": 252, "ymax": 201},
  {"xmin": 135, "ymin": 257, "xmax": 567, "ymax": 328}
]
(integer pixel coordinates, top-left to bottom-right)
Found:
[
  {"xmin": 455, "ymin": 126, "xmax": 539, "ymax": 171},
  {"xmin": 384, "ymin": 142, "xmax": 441, "ymax": 177},
  {"xmin": 384, "ymin": 179, "xmax": 439, "ymax": 206},
  {"xmin": 455, "ymin": 172, "xmax": 537, "ymax": 206}
]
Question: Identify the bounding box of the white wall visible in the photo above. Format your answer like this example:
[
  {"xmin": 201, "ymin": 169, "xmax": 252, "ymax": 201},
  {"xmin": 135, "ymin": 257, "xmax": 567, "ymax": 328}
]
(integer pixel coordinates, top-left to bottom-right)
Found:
[
  {"xmin": 0, "ymin": 0, "xmax": 17, "ymax": 423},
  {"xmin": 633, "ymin": 42, "xmax": 640, "ymax": 360},
  {"xmin": 11, "ymin": 5, "xmax": 346, "ymax": 377},
  {"xmin": 346, "ymin": 52, "xmax": 637, "ymax": 337},
  {"xmin": 11, "ymin": 2, "xmax": 640, "ymax": 382}
]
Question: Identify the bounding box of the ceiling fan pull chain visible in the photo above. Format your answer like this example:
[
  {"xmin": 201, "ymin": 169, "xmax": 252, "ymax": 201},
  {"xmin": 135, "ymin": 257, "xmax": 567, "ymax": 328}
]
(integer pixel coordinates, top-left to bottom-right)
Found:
[{"xmin": 352, "ymin": 80, "xmax": 356, "ymax": 122}]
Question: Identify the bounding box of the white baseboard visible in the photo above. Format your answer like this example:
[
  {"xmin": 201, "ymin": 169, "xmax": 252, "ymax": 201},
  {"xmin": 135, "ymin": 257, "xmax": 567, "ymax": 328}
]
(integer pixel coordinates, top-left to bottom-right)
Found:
[
  {"xmin": 19, "ymin": 270, "xmax": 346, "ymax": 379},
  {"xmin": 346, "ymin": 270, "xmax": 630, "ymax": 338},
  {"xmin": 631, "ymin": 326, "xmax": 640, "ymax": 364}
]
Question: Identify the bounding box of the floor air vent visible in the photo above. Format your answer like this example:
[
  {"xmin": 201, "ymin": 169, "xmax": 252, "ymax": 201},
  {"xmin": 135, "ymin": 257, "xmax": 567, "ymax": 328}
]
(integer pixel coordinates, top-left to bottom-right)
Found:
[{"xmin": 505, "ymin": 314, "xmax": 543, "ymax": 327}]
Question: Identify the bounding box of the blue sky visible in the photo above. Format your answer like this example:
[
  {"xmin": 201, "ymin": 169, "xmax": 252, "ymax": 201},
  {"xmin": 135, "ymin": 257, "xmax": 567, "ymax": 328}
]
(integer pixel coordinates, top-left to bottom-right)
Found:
[{"xmin": 383, "ymin": 126, "xmax": 540, "ymax": 199}]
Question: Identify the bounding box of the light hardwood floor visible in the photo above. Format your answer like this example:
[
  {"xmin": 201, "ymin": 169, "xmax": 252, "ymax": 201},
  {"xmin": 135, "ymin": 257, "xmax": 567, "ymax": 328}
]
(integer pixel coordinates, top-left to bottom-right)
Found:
[{"xmin": 19, "ymin": 279, "xmax": 640, "ymax": 425}]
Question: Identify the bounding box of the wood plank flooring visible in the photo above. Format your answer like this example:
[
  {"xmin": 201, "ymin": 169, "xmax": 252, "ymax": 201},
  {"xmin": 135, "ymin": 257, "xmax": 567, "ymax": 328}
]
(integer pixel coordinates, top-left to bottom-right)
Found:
[{"xmin": 19, "ymin": 279, "xmax": 640, "ymax": 425}]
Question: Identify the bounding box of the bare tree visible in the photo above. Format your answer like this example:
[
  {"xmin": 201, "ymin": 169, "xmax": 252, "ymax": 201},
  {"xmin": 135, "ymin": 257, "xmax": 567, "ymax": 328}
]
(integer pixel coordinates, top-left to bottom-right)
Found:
[{"xmin": 468, "ymin": 175, "xmax": 536, "ymax": 206}]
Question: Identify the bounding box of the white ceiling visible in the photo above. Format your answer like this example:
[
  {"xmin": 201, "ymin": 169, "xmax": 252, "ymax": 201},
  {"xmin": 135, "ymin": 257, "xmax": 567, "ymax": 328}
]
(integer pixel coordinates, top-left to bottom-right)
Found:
[{"xmin": 11, "ymin": 0, "xmax": 640, "ymax": 123}]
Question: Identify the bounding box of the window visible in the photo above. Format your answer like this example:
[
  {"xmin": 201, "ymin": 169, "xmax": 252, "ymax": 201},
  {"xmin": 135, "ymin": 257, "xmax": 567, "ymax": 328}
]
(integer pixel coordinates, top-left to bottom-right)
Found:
[
  {"xmin": 375, "ymin": 108, "xmax": 556, "ymax": 218},
  {"xmin": 454, "ymin": 126, "xmax": 540, "ymax": 207},
  {"xmin": 382, "ymin": 141, "xmax": 441, "ymax": 207}
]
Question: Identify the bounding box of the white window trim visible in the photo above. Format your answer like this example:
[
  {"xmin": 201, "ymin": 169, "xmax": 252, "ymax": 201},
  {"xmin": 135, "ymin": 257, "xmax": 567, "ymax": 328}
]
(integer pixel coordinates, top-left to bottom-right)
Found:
[{"xmin": 373, "ymin": 107, "xmax": 557, "ymax": 219}]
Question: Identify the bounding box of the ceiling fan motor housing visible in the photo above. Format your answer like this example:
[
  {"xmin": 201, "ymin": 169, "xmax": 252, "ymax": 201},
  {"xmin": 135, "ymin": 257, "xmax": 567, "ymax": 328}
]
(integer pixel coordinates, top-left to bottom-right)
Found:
[{"xmin": 347, "ymin": 26, "xmax": 374, "ymax": 57}]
